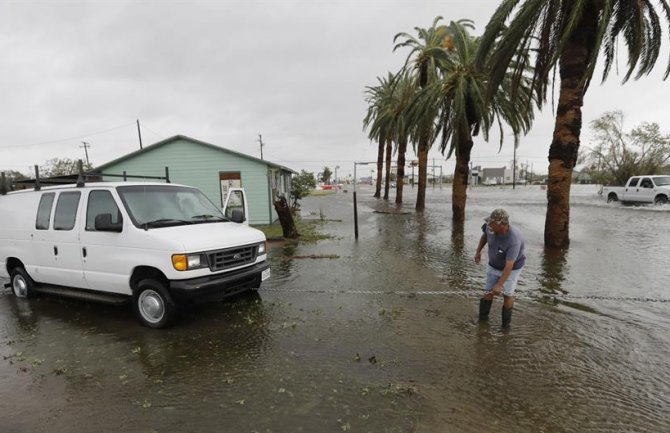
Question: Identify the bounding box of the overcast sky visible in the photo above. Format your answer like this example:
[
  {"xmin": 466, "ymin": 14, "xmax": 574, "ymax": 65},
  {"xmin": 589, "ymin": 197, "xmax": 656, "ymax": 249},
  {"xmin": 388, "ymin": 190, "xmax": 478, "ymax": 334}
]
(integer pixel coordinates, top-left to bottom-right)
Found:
[{"xmin": 2, "ymin": 0, "xmax": 670, "ymax": 180}]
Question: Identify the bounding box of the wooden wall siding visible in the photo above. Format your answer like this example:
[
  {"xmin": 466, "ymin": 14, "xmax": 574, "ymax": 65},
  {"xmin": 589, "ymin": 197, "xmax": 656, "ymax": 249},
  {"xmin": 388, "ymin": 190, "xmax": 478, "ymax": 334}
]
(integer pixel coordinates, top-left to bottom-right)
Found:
[{"xmin": 101, "ymin": 139, "xmax": 277, "ymax": 225}]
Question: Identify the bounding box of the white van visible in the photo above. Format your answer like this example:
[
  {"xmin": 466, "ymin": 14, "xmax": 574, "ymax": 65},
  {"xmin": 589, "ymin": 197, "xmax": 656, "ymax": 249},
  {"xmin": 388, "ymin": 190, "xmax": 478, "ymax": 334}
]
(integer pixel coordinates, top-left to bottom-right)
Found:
[{"xmin": 0, "ymin": 182, "xmax": 270, "ymax": 328}]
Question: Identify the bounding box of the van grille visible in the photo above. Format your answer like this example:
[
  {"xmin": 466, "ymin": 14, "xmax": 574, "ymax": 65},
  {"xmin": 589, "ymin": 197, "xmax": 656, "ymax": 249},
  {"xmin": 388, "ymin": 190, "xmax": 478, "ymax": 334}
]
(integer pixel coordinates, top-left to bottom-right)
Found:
[{"xmin": 207, "ymin": 245, "xmax": 258, "ymax": 271}]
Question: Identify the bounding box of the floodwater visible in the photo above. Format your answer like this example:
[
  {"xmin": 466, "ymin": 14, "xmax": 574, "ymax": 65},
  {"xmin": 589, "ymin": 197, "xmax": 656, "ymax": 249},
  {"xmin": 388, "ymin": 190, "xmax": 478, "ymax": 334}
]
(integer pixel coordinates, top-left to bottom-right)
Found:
[{"xmin": 1, "ymin": 184, "xmax": 669, "ymax": 433}]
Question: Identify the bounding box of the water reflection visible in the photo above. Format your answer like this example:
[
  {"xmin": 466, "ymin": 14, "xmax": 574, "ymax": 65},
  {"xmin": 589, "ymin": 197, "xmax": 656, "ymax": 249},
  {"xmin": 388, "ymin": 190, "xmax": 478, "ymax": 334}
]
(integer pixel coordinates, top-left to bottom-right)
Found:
[
  {"xmin": 444, "ymin": 222, "xmax": 471, "ymax": 291},
  {"xmin": 270, "ymin": 243, "xmax": 298, "ymax": 280},
  {"xmin": 538, "ymin": 247, "xmax": 568, "ymax": 294}
]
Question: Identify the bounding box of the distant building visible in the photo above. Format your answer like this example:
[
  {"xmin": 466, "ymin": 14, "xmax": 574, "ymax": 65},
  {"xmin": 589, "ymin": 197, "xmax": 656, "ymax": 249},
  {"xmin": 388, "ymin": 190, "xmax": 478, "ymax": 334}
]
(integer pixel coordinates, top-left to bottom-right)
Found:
[
  {"xmin": 572, "ymin": 169, "xmax": 593, "ymax": 184},
  {"xmin": 481, "ymin": 166, "xmax": 507, "ymax": 184}
]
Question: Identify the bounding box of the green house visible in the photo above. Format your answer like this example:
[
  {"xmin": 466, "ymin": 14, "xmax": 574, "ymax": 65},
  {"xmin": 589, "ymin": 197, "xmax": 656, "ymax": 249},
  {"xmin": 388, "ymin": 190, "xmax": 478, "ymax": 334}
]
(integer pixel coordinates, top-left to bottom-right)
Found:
[{"xmin": 94, "ymin": 135, "xmax": 295, "ymax": 225}]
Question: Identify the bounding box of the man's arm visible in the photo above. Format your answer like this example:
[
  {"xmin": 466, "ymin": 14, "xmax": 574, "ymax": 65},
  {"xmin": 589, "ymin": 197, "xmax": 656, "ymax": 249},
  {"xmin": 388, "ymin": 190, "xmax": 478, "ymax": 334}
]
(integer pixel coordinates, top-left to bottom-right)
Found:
[{"xmin": 474, "ymin": 233, "xmax": 487, "ymax": 264}]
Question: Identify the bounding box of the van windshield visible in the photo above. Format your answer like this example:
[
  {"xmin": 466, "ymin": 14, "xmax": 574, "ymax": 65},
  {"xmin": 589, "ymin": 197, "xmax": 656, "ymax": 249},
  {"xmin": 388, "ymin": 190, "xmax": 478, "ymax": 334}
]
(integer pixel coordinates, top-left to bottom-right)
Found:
[
  {"xmin": 654, "ymin": 176, "xmax": 670, "ymax": 186},
  {"xmin": 117, "ymin": 185, "xmax": 227, "ymax": 228}
]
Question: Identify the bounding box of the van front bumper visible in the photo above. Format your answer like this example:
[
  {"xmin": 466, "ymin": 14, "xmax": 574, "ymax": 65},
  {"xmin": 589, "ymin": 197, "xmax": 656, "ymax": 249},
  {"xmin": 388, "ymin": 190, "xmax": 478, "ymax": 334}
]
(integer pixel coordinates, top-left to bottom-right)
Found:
[{"xmin": 169, "ymin": 262, "xmax": 270, "ymax": 303}]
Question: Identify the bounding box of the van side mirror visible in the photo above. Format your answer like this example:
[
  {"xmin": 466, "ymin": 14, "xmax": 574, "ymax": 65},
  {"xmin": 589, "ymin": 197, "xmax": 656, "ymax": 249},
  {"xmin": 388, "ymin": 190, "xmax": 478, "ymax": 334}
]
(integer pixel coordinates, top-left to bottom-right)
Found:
[
  {"xmin": 95, "ymin": 213, "xmax": 122, "ymax": 232},
  {"xmin": 230, "ymin": 209, "xmax": 245, "ymax": 223}
]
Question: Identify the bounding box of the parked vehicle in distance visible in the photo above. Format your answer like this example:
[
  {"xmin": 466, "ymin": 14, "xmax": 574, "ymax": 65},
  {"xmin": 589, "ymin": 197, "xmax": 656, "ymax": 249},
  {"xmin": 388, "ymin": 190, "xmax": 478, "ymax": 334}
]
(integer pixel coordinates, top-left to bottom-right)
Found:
[
  {"xmin": 602, "ymin": 175, "xmax": 670, "ymax": 205},
  {"xmin": 0, "ymin": 182, "xmax": 270, "ymax": 328}
]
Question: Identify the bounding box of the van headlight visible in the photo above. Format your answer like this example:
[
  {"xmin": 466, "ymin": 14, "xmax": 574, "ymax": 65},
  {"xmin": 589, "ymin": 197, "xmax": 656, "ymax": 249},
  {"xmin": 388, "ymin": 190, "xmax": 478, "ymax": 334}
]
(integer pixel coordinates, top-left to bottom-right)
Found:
[
  {"xmin": 172, "ymin": 254, "xmax": 208, "ymax": 271},
  {"xmin": 258, "ymin": 241, "xmax": 267, "ymax": 255}
]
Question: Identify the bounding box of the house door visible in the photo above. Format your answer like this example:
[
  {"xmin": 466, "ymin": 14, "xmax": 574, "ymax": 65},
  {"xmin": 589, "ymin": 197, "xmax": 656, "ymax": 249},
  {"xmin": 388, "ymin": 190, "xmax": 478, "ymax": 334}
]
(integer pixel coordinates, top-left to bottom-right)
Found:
[{"xmin": 219, "ymin": 172, "xmax": 241, "ymax": 207}]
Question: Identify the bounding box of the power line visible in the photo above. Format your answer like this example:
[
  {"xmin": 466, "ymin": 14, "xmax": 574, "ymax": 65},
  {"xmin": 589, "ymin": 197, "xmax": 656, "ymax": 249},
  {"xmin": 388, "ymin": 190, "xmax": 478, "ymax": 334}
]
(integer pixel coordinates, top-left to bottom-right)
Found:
[{"xmin": 0, "ymin": 122, "xmax": 135, "ymax": 149}]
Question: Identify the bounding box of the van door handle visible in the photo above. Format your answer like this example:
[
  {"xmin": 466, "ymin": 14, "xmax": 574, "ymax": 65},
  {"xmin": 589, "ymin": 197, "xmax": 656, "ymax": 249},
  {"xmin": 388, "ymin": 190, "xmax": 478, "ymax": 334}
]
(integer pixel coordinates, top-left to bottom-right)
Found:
[
  {"xmin": 53, "ymin": 246, "xmax": 58, "ymax": 256},
  {"xmin": 82, "ymin": 247, "xmax": 87, "ymax": 258}
]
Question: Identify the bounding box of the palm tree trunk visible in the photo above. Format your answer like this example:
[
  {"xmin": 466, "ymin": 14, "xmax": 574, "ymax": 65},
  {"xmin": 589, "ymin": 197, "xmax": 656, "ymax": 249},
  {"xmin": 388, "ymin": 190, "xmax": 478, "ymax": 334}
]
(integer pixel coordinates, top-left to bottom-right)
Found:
[
  {"xmin": 452, "ymin": 135, "xmax": 473, "ymax": 223},
  {"xmin": 383, "ymin": 138, "xmax": 392, "ymax": 200},
  {"xmin": 374, "ymin": 135, "xmax": 384, "ymax": 198},
  {"xmin": 416, "ymin": 134, "xmax": 429, "ymax": 211},
  {"xmin": 545, "ymin": 8, "xmax": 597, "ymax": 248},
  {"xmin": 395, "ymin": 138, "xmax": 408, "ymax": 204}
]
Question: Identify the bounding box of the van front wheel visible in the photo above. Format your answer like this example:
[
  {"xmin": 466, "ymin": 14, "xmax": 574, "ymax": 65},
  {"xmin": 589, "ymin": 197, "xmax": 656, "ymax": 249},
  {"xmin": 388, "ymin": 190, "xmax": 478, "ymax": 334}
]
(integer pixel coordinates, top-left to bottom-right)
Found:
[
  {"xmin": 133, "ymin": 279, "xmax": 176, "ymax": 328},
  {"xmin": 10, "ymin": 267, "xmax": 36, "ymax": 299}
]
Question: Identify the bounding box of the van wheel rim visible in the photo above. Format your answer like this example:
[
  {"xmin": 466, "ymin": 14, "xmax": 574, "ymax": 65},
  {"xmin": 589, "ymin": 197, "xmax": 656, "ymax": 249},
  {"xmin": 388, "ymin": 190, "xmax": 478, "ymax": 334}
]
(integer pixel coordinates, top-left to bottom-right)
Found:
[
  {"xmin": 138, "ymin": 290, "xmax": 165, "ymax": 323},
  {"xmin": 12, "ymin": 276, "xmax": 27, "ymax": 298}
]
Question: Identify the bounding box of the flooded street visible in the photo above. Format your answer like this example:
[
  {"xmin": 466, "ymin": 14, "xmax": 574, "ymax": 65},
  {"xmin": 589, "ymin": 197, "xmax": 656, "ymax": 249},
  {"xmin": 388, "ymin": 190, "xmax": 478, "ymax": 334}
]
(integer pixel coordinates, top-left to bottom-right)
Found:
[{"xmin": 1, "ymin": 184, "xmax": 669, "ymax": 432}]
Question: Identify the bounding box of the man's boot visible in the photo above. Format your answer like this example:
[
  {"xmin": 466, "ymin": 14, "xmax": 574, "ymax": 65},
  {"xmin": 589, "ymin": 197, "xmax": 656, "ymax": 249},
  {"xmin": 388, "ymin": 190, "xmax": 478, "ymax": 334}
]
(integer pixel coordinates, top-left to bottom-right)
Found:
[
  {"xmin": 479, "ymin": 299, "xmax": 492, "ymax": 321},
  {"xmin": 502, "ymin": 306, "xmax": 513, "ymax": 329}
]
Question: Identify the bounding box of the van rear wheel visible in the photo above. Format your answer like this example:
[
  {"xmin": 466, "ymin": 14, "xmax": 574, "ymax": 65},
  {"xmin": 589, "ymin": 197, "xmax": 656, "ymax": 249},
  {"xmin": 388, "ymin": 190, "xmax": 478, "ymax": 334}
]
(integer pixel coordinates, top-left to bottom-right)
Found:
[
  {"xmin": 133, "ymin": 279, "xmax": 176, "ymax": 328},
  {"xmin": 10, "ymin": 267, "xmax": 36, "ymax": 299}
]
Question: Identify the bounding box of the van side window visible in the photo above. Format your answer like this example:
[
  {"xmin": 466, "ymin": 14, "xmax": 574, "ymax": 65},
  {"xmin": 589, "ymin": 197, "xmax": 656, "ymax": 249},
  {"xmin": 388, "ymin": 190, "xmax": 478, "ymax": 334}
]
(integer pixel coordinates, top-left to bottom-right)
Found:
[
  {"xmin": 86, "ymin": 190, "xmax": 122, "ymax": 231},
  {"xmin": 628, "ymin": 177, "xmax": 640, "ymax": 187},
  {"xmin": 35, "ymin": 193, "xmax": 55, "ymax": 230},
  {"xmin": 54, "ymin": 192, "xmax": 81, "ymax": 231}
]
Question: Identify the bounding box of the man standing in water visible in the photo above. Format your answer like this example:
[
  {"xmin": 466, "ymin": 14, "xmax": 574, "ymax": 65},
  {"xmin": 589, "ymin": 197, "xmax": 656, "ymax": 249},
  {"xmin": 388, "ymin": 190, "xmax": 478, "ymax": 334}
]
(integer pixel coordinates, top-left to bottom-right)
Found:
[{"xmin": 474, "ymin": 208, "xmax": 525, "ymax": 329}]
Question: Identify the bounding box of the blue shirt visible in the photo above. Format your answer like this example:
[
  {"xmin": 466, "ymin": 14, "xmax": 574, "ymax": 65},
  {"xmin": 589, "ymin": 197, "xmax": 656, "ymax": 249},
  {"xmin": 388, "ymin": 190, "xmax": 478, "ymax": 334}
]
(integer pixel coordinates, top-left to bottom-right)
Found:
[{"xmin": 481, "ymin": 223, "xmax": 526, "ymax": 270}]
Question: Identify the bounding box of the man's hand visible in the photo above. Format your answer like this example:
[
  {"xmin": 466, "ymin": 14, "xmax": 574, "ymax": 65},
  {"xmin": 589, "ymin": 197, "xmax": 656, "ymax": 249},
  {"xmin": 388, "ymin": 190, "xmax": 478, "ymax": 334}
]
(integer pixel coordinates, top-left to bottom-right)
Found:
[
  {"xmin": 474, "ymin": 251, "xmax": 481, "ymax": 264},
  {"xmin": 491, "ymin": 282, "xmax": 503, "ymax": 296}
]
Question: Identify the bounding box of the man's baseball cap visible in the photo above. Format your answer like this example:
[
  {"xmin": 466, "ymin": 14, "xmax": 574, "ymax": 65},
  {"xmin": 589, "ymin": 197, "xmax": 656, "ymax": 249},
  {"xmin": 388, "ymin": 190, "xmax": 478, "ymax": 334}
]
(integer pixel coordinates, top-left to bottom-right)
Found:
[{"xmin": 485, "ymin": 208, "xmax": 509, "ymax": 225}]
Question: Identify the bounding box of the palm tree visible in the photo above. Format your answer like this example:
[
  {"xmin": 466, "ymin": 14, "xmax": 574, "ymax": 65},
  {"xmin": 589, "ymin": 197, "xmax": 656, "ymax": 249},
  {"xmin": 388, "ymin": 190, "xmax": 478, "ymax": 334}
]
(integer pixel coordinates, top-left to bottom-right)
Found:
[
  {"xmin": 408, "ymin": 20, "xmax": 534, "ymax": 223},
  {"xmin": 477, "ymin": 0, "xmax": 670, "ymax": 248},
  {"xmin": 388, "ymin": 73, "xmax": 416, "ymax": 204},
  {"xmin": 394, "ymin": 17, "xmax": 453, "ymax": 210},
  {"xmin": 364, "ymin": 74, "xmax": 395, "ymax": 198}
]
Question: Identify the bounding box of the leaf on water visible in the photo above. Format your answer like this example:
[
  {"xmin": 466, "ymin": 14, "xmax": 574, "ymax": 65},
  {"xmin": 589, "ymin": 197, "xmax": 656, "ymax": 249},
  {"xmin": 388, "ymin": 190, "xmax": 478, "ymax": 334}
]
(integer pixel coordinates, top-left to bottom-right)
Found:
[
  {"xmin": 354, "ymin": 353, "xmax": 361, "ymax": 362},
  {"xmin": 131, "ymin": 346, "xmax": 141, "ymax": 354},
  {"xmin": 236, "ymin": 399, "xmax": 245, "ymax": 405},
  {"xmin": 368, "ymin": 356, "xmax": 377, "ymax": 364}
]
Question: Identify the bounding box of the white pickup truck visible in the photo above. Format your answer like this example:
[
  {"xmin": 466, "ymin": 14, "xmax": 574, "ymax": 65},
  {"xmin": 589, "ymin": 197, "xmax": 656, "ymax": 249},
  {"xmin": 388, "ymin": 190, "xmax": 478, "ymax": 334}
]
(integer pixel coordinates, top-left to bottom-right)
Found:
[{"xmin": 602, "ymin": 175, "xmax": 670, "ymax": 204}]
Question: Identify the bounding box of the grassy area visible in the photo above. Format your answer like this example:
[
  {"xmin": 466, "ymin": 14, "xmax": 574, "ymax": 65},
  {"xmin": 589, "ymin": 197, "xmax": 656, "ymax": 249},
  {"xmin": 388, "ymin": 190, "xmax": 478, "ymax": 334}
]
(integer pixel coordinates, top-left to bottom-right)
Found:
[
  {"xmin": 253, "ymin": 216, "xmax": 332, "ymax": 242},
  {"xmin": 308, "ymin": 190, "xmax": 337, "ymax": 197}
]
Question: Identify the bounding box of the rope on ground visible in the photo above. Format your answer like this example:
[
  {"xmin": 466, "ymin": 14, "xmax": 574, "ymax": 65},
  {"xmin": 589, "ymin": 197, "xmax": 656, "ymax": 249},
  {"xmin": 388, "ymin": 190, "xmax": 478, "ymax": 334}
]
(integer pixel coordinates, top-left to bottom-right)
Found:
[
  {"xmin": 0, "ymin": 285, "xmax": 666, "ymax": 303},
  {"xmin": 258, "ymin": 287, "xmax": 670, "ymax": 303}
]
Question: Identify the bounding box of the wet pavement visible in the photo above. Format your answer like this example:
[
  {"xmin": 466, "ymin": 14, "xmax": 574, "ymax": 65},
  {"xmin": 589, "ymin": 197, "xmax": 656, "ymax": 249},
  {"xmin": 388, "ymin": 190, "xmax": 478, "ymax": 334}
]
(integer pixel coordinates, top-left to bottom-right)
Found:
[{"xmin": 1, "ymin": 184, "xmax": 669, "ymax": 432}]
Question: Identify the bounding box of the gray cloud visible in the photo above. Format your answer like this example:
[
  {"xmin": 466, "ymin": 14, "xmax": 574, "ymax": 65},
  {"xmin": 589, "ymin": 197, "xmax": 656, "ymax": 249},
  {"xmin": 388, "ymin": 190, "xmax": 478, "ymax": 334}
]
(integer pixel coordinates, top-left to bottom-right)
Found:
[{"xmin": 1, "ymin": 0, "xmax": 669, "ymax": 179}]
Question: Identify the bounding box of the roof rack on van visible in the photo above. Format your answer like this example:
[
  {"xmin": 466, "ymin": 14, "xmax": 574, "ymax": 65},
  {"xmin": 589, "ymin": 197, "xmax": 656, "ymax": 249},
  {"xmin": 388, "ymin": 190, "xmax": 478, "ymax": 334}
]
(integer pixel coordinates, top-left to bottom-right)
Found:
[
  {"xmin": 95, "ymin": 166, "xmax": 171, "ymax": 184},
  {"xmin": 0, "ymin": 161, "xmax": 171, "ymax": 195}
]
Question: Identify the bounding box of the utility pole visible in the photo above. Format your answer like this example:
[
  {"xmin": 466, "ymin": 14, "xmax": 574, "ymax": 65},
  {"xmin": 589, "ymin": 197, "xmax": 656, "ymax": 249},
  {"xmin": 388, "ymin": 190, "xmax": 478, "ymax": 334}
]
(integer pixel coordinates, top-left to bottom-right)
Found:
[
  {"xmin": 469, "ymin": 161, "xmax": 473, "ymax": 188},
  {"xmin": 80, "ymin": 141, "xmax": 91, "ymax": 165},
  {"xmin": 257, "ymin": 134, "xmax": 264, "ymax": 160},
  {"xmin": 136, "ymin": 119, "xmax": 143, "ymax": 149}
]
